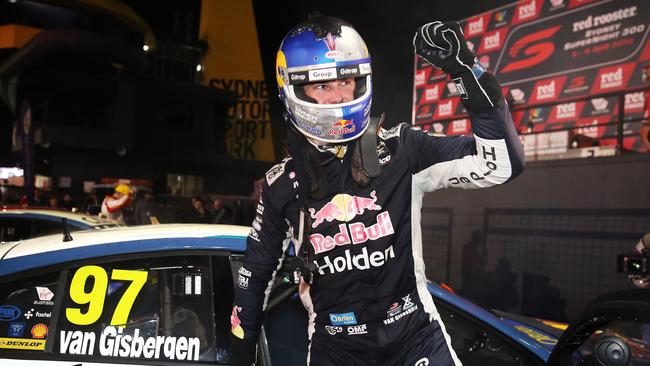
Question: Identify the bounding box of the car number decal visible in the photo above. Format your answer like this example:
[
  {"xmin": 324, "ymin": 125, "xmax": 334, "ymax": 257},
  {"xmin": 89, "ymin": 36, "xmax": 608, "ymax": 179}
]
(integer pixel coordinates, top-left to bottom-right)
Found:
[{"xmin": 66, "ymin": 266, "xmax": 147, "ymax": 326}]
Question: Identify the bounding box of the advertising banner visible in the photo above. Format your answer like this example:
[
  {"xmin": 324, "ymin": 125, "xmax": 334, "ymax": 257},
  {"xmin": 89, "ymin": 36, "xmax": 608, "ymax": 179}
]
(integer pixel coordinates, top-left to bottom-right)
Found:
[
  {"xmin": 413, "ymin": 0, "xmax": 650, "ymax": 152},
  {"xmin": 199, "ymin": 0, "xmax": 275, "ymax": 161}
]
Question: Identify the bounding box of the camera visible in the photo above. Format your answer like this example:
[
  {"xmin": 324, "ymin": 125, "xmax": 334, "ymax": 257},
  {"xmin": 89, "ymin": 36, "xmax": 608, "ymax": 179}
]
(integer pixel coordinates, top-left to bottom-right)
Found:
[{"xmin": 617, "ymin": 253, "xmax": 649, "ymax": 275}]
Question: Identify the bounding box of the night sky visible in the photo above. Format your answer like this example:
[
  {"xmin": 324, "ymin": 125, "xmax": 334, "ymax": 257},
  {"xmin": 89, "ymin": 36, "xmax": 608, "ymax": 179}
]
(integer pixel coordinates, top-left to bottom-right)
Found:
[{"xmin": 252, "ymin": 0, "xmax": 517, "ymax": 128}]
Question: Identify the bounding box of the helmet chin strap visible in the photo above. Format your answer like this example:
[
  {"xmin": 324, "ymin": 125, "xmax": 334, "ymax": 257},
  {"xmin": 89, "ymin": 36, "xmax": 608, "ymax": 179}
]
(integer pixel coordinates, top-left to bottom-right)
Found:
[{"xmin": 305, "ymin": 137, "xmax": 347, "ymax": 159}]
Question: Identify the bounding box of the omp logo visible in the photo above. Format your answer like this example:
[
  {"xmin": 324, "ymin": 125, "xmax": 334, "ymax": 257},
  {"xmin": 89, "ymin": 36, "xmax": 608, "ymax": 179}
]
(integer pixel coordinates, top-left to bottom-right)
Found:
[
  {"xmin": 424, "ymin": 85, "xmax": 440, "ymax": 102},
  {"xmin": 438, "ymin": 100, "xmax": 453, "ymax": 117},
  {"xmin": 501, "ymin": 26, "xmax": 561, "ymax": 73},
  {"xmin": 536, "ymin": 80, "xmax": 556, "ymax": 100},
  {"xmin": 451, "ymin": 119, "xmax": 468, "ymax": 133},
  {"xmin": 347, "ymin": 324, "xmax": 368, "ymax": 335},
  {"xmin": 415, "ymin": 70, "xmax": 426, "ymax": 86},
  {"xmin": 599, "ymin": 67, "xmax": 623, "ymax": 89},
  {"xmin": 518, "ymin": 0, "xmax": 537, "ymax": 21},
  {"xmin": 556, "ymin": 103, "xmax": 576, "ymax": 119},
  {"xmin": 467, "ymin": 17, "xmax": 484, "ymax": 36},
  {"xmin": 415, "ymin": 358, "xmax": 430, "ymax": 366},
  {"xmin": 624, "ymin": 92, "xmax": 644, "ymax": 111},
  {"xmin": 483, "ymin": 31, "xmax": 501, "ymax": 51}
]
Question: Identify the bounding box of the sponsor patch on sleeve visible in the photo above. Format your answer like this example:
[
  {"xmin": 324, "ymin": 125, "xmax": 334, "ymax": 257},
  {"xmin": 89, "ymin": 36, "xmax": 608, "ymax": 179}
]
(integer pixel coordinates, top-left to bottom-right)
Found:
[
  {"xmin": 265, "ymin": 158, "xmax": 290, "ymax": 186},
  {"xmin": 379, "ymin": 123, "xmax": 404, "ymax": 140}
]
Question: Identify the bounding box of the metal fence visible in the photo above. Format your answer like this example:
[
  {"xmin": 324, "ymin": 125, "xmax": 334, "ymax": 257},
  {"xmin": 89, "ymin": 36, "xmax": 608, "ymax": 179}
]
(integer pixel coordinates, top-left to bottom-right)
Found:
[{"xmin": 479, "ymin": 208, "xmax": 650, "ymax": 321}]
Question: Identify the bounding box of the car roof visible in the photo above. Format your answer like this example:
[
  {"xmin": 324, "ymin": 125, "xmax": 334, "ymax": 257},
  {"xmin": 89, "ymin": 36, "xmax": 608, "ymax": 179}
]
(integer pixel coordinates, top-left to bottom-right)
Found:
[
  {"xmin": 0, "ymin": 208, "xmax": 122, "ymax": 228},
  {"xmin": 0, "ymin": 224, "xmax": 249, "ymax": 277}
]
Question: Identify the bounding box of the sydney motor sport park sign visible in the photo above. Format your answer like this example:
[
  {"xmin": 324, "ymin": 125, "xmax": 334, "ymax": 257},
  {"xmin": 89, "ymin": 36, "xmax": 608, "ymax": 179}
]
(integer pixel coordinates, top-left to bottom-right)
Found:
[{"xmin": 413, "ymin": 0, "xmax": 650, "ymax": 151}]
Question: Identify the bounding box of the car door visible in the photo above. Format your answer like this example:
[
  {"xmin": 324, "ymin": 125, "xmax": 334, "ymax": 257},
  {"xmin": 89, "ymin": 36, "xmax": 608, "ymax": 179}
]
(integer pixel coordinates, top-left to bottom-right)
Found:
[
  {"xmin": 548, "ymin": 288, "xmax": 650, "ymax": 366},
  {"xmin": 0, "ymin": 252, "xmax": 234, "ymax": 365}
]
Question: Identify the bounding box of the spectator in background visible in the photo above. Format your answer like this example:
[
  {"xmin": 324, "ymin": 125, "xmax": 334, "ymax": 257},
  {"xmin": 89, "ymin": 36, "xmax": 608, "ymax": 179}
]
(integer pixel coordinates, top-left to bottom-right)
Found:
[
  {"xmin": 48, "ymin": 194, "xmax": 59, "ymax": 209},
  {"xmin": 62, "ymin": 192, "xmax": 77, "ymax": 211},
  {"xmin": 33, "ymin": 188, "xmax": 46, "ymax": 206},
  {"xmin": 101, "ymin": 184, "xmax": 132, "ymax": 224},
  {"xmin": 82, "ymin": 189, "xmax": 101, "ymax": 215},
  {"xmin": 135, "ymin": 191, "xmax": 159, "ymax": 225},
  {"xmin": 211, "ymin": 197, "xmax": 233, "ymax": 224},
  {"xmin": 188, "ymin": 196, "xmax": 214, "ymax": 224}
]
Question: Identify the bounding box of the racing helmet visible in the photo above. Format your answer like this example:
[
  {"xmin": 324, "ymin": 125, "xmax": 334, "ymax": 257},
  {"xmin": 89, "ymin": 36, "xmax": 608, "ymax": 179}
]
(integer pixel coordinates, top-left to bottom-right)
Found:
[
  {"xmin": 276, "ymin": 15, "xmax": 372, "ymax": 144},
  {"xmin": 114, "ymin": 184, "xmax": 131, "ymax": 195}
]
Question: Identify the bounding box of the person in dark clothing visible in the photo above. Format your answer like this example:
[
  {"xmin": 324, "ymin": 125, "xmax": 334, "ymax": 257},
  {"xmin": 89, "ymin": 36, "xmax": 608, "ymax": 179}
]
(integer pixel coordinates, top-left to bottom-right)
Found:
[
  {"xmin": 211, "ymin": 198, "xmax": 234, "ymax": 224},
  {"xmin": 189, "ymin": 196, "xmax": 214, "ymax": 224},
  {"xmin": 134, "ymin": 191, "xmax": 159, "ymax": 225},
  {"xmin": 230, "ymin": 16, "xmax": 524, "ymax": 366},
  {"xmin": 62, "ymin": 192, "xmax": 77, "ymax": 211}
]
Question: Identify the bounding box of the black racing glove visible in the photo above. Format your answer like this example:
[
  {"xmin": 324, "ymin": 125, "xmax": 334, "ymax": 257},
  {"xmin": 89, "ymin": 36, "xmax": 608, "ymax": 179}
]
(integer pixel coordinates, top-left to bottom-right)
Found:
[
  {"xmin": 229, "ymin": 334, "xmax": 257, "ymax": 366},
  {"xmin": 413, "ymin": 21, "xmax": 475, "ymax": 76},
  {"xmin": 414, "ymin": 21, "xmax": 501, "ymax": 111}
]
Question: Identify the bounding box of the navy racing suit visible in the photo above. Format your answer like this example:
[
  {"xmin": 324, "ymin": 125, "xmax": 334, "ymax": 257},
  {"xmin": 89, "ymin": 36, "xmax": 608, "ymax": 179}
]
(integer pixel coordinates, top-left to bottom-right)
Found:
[{"xmin": 232, "ymin": 97, "xmax": 525, "ymax": 365}]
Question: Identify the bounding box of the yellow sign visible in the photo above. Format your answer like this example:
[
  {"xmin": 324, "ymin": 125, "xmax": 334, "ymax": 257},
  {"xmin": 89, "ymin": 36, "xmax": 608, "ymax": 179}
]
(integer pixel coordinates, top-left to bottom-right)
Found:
[
  {"xmin": 199, "ymin": 0, "xmax": 275, "ymax": 161},
  {"xmin": 66, "ymin": 266, "xmax": 147, "ymax": 326},
  {"xmin": 0, "ymin": 338, "xmax": 46, "ymax": 350}
]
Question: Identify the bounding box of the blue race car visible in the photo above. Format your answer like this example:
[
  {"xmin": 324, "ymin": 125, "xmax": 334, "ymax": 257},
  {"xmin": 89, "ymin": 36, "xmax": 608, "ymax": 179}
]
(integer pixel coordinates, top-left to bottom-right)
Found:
[{"xmin": 0, "ymin": 224, "xmax": 646, "ymax": 365}]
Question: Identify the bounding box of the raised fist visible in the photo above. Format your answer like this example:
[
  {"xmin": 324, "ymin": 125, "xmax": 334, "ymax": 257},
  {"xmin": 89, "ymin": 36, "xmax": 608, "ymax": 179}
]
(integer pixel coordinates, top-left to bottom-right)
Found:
[{"xmin": 413, "ymin": 21, "xmax": 476, "ymax": 76}]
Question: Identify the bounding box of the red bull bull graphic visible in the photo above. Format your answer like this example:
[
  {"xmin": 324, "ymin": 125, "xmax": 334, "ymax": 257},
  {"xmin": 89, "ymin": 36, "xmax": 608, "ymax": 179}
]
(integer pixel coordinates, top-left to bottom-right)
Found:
[
  {"xmin": 328, "ymin": 119, "xmax": 356, "ymax": 136},
  {"xmin": 310, "ymin": 211, "xmax": 394, "ymax": 254},
  {"xmin": 309, "ymin": 190, "xmax": 381, "ymax": 228},
  {"xmin": 230, "ymin": 306, "xmax": 244, "ymax": 339}
]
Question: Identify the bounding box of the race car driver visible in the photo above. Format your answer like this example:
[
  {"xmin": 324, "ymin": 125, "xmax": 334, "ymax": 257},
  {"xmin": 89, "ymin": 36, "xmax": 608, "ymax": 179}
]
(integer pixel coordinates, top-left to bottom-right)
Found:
[{"xmin": 230, "ymin": 15, "xmax": 525, "ymax": 365}]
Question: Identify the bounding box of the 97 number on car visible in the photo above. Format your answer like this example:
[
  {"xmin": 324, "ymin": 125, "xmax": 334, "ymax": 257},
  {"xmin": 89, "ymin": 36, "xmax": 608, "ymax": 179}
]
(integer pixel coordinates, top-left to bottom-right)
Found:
[{"xmin": 66, "ymin": 265, "xmax": 147, "ymax": 326}]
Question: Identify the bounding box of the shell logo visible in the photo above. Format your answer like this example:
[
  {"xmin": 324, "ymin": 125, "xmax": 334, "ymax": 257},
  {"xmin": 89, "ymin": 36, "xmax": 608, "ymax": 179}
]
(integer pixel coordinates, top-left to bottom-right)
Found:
[{"xmin": 31, "ymin": 323, "xmax": 48, "ymax": 339}]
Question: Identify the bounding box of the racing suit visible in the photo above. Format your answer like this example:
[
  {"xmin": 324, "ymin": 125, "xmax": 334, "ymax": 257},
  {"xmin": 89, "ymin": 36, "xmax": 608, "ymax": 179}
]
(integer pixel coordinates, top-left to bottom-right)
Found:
[
  {"xmin": 232, "ymin": 97, "xmax": 525, "ymax": 365},
  {"xmin": 101, "ymin": 193, "xmax": 131, "ymax": 224}
]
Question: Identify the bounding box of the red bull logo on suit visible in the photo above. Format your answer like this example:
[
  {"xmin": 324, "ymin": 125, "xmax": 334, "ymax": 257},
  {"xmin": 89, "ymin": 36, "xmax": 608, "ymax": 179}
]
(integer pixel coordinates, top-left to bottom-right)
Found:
[
  {"xmin": 310, "ymin": 211, "xmax": 394, "ymax": 254},
  {"xmin": 309, "ymin": 190, "xmax": 382, "ymax": 228}
]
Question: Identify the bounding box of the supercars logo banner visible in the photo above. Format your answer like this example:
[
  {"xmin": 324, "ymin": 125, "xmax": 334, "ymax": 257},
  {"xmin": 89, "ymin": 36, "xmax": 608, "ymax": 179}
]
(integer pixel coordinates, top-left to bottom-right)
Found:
[{"xmin": 495, "ymin": 2, "xmax": 648, "ymax": 85}]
